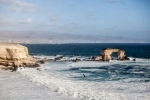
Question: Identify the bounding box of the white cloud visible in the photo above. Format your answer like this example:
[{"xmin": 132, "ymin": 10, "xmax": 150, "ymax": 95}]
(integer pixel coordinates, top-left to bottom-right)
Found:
[
  {"xmin": 85, "ymin": 11, "xmax": 100, "ymax": 20},
  {"xmin": 49, "ymin": 16, "xmax": 59, "ymax": 22},
  {"xmin": 26, "ymin": 18, "xmax": 32, "ymax": 23},
  {"xmin": 40, "ymin": 24, "xmax": 53, "ymax": 26},
  {"xmin": 17, "ymin": 18, "xmax": 33, "ymax": 24},
  {"xmin": 0, "ymin": 17, "xmax": 15, "ymax": 26},
  {"xmin": 0, "ymin": 0, "xmax": 36, "ymax": 12},
  {"xmin": 0, "ymin": 17, "xmax": 33, "ymax": 26}
]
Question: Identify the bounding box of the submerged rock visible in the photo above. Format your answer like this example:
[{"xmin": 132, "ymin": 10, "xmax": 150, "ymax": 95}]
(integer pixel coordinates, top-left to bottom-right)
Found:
[{"xmin": 133, "ymin": 59, "xmax": 136, "ymax": 61}]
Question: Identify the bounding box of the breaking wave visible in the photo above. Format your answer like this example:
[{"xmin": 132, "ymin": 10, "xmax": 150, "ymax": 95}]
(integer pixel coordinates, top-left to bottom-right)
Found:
[{"xmin": 18, "ymin": 56, "xmax": 150, "ymax": 100}]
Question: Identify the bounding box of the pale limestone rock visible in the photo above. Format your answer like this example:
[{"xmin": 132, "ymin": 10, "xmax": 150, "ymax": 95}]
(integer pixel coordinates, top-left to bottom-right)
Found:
[
  {"xmin": 100, "ymin": 48, "xmax": 127, "ymax": 61},
  {"xmin": 0, "ymin": 43, "xmax": 29, "ymax": 60},
  {"xmin": 95, "ymin": 56, "xmax": 102, "ymax": 61},
  {"xmin": 0, "ymin": 43, "xmax": 39, "ymax": 71}
]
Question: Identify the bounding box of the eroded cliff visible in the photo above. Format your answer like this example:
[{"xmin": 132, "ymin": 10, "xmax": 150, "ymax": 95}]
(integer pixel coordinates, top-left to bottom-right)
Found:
[{"xmin": 0, "ymin": 43, "xmax": 39, "ymax": 71}]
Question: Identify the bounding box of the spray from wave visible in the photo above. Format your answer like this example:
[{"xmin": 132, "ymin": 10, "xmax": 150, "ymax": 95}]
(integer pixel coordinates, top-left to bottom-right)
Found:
[{"xmin": 18, "ymin": 56, "xmax": 150, "ymax": 100}]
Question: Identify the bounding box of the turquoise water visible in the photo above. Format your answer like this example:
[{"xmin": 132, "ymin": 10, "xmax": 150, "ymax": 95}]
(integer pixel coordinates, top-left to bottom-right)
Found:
[{"xmin": 63, "ymin": 62, "xmax": 150, "ymax": 82}]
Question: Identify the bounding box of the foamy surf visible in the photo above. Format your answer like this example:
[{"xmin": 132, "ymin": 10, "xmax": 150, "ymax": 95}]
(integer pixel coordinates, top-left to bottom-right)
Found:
[{"xmin": 18, "ymin": 58, "xmax": 150, "ymax": 100}]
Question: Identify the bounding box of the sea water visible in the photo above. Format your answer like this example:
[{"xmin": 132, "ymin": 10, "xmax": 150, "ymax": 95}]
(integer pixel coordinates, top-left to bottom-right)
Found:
[{"xmin": 20, "ymin": 43, "xmax": 150, "ymax": 100}]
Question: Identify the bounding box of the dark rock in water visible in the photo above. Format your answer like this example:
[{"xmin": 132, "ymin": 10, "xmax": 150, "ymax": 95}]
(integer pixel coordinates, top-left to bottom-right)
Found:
[
  {"xmin": 55, "ymin": 55, "xmax": 63, "ymax": 60},
  {"xmin": 37, "ymin": 60, "xmax": 45, "ymax": 64},
  {"xmin": 11, "ymin": 66, "xmax": 18, "ymax": 72},
  {"xmin": 33, "ymin": 63, "xmax": 40, "ymax": 67},
  {"xmin": 91, "ymin": 56, "xmax": 95, "ymax": 59},
  {"xmin": 72, "ymin": 59, "xmax": 77, "ymax": 62},
  {"xmin": 133, "ymin": 59, "xmax": 136, "ymax": 61},
  {"xmin": 37, "ymin": 68, "xmax": 41, "ymax": 71},
  {"xmin": 83, "ymin": 74, "xmax": 86, "ymax": 77},
  {"xmin": 124, "ymin": 56, "xmax": 130, "ymax": 60},
  {"xmin": 23, "ymin": 62, "xmax": 40, "ymax": 68},
  {"xmin": 72, "ymin": 58, "xmax": 81, "ymax": 62},
  {"xmin": 87, "ymin": 56, "xmax": 96, "ymax": 61}
]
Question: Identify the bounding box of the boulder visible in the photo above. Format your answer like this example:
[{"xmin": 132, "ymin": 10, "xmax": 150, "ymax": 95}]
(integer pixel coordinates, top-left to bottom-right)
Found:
[
  {"xmin": 95, "ymin": 56, "xmax": 102, "ymax": 61},
  {"xmin": 37, "ymin": 60, "xmax": 45, "ymax": 64},
  {"xmin": 0, "ymin": 43, "xmax": 39, "ymax": 71}
]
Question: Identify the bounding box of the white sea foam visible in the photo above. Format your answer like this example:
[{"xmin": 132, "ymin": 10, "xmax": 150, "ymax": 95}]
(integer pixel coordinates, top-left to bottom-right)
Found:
[
  {"xmin": 18, "ymin": 58, "xmax": 150, "ymax": 100},
  {"xmin": 34, "ymin": 55, "xmax": 89, "ymax": 61}
]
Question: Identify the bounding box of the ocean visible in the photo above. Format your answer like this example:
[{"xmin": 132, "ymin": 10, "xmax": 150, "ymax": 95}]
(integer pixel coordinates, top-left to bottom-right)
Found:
[
  {"xmin": 20, "ymin": 43, "xmax": 150, "ymax": 100},
  {"xmin": 23, "ymin": 43, "xmax": 150, "ymax": 58}
]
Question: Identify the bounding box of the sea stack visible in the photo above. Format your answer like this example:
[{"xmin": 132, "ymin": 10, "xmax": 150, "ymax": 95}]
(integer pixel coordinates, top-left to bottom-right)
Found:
[
  {"xmin": 0, "ymin": 43, "xmax": 39, "ymax": 71},
  {"xmin": 95, "ymin": 48, "xmax": 129, "ymax": 61}
]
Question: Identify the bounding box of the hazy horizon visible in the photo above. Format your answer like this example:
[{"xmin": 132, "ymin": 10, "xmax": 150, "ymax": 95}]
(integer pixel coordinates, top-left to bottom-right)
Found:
[{"xmin": 0, "ymin": 0, "xmax": 150, "ymax": 43}]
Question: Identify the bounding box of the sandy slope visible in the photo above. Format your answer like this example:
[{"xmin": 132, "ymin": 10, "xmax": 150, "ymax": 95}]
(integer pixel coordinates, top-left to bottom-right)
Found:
[{"xmin": 0, "ymin": 70, "xmax": 78, "ymax": 100}]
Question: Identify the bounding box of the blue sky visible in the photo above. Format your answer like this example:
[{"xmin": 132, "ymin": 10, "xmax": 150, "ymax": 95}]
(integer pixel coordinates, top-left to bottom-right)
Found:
[{"xmin": 0, "ymin": 0, "xmax": 150, "ymax": 40}]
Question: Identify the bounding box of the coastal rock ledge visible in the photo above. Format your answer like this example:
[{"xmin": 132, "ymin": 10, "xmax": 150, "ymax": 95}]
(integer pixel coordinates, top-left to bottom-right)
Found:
[{"xmin": 0, "ymin": 43, "xmax": 39, "ymax": 71}]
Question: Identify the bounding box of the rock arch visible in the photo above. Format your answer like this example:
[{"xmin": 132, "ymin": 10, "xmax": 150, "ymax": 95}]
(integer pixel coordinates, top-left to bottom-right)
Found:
[{"xmin": 100, "ymin": 48, "xmax": 127, "ymax": 61}]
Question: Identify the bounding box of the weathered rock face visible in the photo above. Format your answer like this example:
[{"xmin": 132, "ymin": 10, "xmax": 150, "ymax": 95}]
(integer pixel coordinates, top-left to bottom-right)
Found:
[
  {"xmin": 0, "ymin": 44, "xmax": 29, "ymax": 60},
  {"xmin": 100, "ymin": 48, "xmax": 127, "ymax": 61},
  {"xmin": 0, "ymin": 43, "xmax": 39, "ymax": 71}
]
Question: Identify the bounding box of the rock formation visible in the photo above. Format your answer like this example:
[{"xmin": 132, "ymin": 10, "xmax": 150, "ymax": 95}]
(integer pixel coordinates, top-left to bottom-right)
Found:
[
  {"xmin": 99, "ymin": 48, "xmax": 128, "ymax": 61},
  {"xmin": 95, "ymin": 56, "xmax": 102, "ymax": 61},
  {"xmin": 0, "ymin": 43, "xmax": 39, "ymax": 71}
]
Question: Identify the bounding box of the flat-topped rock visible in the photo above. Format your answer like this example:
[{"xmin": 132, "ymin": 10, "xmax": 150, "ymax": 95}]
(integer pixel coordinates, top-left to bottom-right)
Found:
[
  {"xmin": 0, "ymin": 43, "xmax": 39, "ymax": 71},
  {"xmin": 0, "ymin": 43, "xmax": 30, "ymax": 60}
]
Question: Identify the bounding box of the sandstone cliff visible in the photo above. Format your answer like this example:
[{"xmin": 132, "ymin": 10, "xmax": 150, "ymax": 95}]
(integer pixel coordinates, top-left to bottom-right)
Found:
[{"xmin": 0, "ymin": 43, "xmax": 39, "ymax": 71}]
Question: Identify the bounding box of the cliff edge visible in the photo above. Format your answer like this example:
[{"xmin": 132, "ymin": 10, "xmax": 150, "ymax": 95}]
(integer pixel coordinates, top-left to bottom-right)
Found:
[{"xmin": 0, "ymin": 43, "xmax": 39, "ymax": 71}]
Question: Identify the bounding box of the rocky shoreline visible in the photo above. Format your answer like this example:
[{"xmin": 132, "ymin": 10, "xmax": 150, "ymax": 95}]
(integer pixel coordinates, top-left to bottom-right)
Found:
[
  {"xmin": 33, "ymin": 48, "xmax": 132, "ymax": 62},
  {"xmin": 0, "ymin": 43, "xmax": 40, "ymax": 71},
  {"xmin": 0, "ymin": 43, "xmax": 135, "ymax": 71}
]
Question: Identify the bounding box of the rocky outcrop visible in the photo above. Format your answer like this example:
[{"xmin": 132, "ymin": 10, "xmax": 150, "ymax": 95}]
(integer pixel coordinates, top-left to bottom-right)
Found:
[
  {"xmin": 100, "ymin": 48, "xmax": 128, "ymax": 61},
  {"xmin": 0, "ymin": 43, "xmax": 39, "ymax": 71},
  {"xmin": 95, "ymin": 56, "xmax": 102, "ymax": 61}
]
